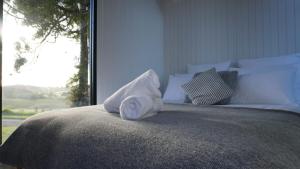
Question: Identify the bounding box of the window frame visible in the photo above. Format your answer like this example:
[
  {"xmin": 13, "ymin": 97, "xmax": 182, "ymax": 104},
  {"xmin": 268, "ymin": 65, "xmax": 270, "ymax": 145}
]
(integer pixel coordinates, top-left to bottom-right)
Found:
[
  {"xmin": 90, "ymin": 0, "xmax": 97, "ymax": 105},
  {"xmin": 0, "ymin": 0, "xmax": 3, "ymax": 144}
]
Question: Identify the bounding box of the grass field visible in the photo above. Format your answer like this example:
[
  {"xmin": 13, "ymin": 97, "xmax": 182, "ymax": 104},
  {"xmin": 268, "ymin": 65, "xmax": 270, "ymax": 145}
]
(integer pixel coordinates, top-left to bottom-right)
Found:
[
  {"xmin": 2, "ymin": 89, "xmax": 72, "ymax": 144},
  {"xmin": 3, "ymin": 98, "xmax": 70, "ymax": 111},
  {"xmin": 2, "ymin": 110, "xmax": 33, "ymax": 143},
  {"xmin": 3, "ymin": 111, "xmax": 36, "ymax": 119},
  {"xmin": 2, "ymin": 127, "xmax": 17, "ymax": 143},
  {"xmin": 2, "ymin": 104, "xmax": 69, "ymax": 143}
]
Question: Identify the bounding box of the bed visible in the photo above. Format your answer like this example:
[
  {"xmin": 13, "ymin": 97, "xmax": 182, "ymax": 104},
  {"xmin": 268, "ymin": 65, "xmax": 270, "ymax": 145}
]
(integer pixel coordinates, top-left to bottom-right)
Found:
[{"xmin": 1, "ymin": 104, "xmax": 300, "ymax": 169}]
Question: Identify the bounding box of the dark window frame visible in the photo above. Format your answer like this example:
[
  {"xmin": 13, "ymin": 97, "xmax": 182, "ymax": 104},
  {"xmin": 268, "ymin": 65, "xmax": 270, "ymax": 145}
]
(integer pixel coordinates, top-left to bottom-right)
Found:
[
  {"xmin": 0, "ymin": 0, "xmax": 97, "ymax": 144},
  {"xmin": 0, "ymin": 0, "xmax": 3, "ymax": 144},
  {"xmin": 90, "ymin": 0, "xmax": 97, "ymax": 105}
]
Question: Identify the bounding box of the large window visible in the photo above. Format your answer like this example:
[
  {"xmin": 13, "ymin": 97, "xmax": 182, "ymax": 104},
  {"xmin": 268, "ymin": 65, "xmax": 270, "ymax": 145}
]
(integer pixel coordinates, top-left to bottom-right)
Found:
[{"xmin": 1, "ymin": 0, "xmax": 96, "ymax": 143}]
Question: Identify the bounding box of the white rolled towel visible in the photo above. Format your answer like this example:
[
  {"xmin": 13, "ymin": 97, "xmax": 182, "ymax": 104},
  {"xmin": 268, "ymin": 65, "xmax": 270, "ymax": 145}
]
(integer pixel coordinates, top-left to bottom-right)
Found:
[
  {"xmin": 104, "ymin": 69, "xmax": 161, "ymax": 113},
  {"xmin": 120, "ymin": 95, "xmax": 163, "ymax": 120}
]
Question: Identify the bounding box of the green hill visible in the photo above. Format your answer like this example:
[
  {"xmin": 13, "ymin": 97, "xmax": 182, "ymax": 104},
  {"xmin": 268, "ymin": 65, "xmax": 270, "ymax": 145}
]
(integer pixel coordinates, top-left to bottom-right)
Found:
[{"xmin": 2, "ymin": 85, "xmax": 71, "ymax": 112}]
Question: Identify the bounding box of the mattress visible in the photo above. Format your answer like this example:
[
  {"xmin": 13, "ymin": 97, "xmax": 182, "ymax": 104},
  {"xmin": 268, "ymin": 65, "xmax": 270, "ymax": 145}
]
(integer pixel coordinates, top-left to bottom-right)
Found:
[{"xmin": 1, "ymin": 104, "xmax": 300, "ymax": 169}]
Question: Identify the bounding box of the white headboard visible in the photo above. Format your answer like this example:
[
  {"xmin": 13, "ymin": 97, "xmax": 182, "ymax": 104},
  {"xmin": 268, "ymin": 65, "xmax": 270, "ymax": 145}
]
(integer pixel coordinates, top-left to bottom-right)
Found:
[{"xmin": 161, "ymin": 0, "xmax": 300, "ymax": 78}]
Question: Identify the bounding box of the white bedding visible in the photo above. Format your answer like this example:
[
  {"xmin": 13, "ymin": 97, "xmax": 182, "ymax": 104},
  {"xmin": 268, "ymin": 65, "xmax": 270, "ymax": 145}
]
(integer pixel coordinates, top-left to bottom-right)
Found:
[
  {"xmin": 164, "ymin": 103, "xmax": 300, "ymax": 114},
  {"xmin": 218, "ymin": 104, "xmax": 300, "ymax": 114}
]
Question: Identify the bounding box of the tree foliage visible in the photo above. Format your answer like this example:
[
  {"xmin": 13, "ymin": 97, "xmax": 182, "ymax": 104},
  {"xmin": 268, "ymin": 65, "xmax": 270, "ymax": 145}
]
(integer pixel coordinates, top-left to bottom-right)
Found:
[
  {"xmin": 13, "ymin": 38, "xmax": 30, "ymax": 72},
  {"xmin": 6, "ymin": 0, "xmax": 88, "ymax": 41},
  {"xmin": 4, "ymin": 0, "xmax": 90, "ymax": 106}
]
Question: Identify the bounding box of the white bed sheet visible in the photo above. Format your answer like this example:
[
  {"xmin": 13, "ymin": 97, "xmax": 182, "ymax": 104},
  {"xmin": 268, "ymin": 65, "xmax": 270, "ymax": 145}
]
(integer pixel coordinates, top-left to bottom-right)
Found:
[
  {"xmin": 163, "ymin": 103, "xmax": 300, "ymax": 114},
  {"xmin": 217, "ymin": 104, "xmax": 300, "ymax": 114}
]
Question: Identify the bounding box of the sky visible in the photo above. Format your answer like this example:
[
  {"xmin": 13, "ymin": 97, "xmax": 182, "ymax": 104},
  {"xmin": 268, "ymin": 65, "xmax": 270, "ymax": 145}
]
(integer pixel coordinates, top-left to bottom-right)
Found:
[{"xmin": 3, "ymin": 11, "xmax": 81, "ymax": 87}]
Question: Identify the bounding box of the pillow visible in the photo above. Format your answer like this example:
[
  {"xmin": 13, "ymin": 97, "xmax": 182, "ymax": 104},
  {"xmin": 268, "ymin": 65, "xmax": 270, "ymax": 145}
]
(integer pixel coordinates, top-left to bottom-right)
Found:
[
  {"xmin": 187, "ymin": 61, "xmax": 232, "ymax": 74},
  {"xmin": 230, "ymin": 67, "xmax": 297, "ymax": 105},
  {"xmin": 237, "ymin": 54, "xmax": 300, "ymax": 68},
  {"xmin": 174, "ymin": 73, "xmax": 194, "ymax": 79},
  {"xmin": 163, "ymin": 75, "xmax": 192, "ymax": 104},
  {"xmin": 294, "ymin": 66, "xmax": 300, "ymax": 104},
  {"xmin": 195, "ymin": 71, "xmax": 238, "ymax": 104},
  {"xmin": 182, "ymin": 68, "xmax": 234, "ymax": 105},
  {"xmin": 185, "ymin": 71, "xmax": 238, "ymax": 104},
  {"xmin": 231, "ymin": 63, "xmax": 300, "ymax": 75}
]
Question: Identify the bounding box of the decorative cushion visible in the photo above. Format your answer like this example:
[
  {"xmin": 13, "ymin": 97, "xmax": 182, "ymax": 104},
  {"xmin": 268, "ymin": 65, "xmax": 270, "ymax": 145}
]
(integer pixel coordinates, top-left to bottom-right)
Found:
[
  {"xmin": 182, "ymin": 68, "xmax": 234, "ymax": 105},
  {"xmin": 194, "ymin": 70, "xmax": 238, "ymax": 104}
]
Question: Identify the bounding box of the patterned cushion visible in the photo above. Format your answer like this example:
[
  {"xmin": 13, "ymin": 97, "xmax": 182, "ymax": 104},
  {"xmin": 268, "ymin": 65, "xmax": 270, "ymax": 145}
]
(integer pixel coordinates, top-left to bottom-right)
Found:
[
  {"xmin": 194, "ymin": 70, "xmax": 238, "ymax": 104},
  {"xmin": 182, "ymin": 68, "xmax": 234, "ymax": 105}
]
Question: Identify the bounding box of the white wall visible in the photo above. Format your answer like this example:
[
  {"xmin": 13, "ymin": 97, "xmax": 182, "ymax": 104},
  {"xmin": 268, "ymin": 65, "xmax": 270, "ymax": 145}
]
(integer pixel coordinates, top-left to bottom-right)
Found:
[
  {"xmin": 97, "ymin": 0, "xmax": 300, "ymax": 103},
  {"xmin": 161, "ymin": 0, "xmax": 300, "ymax": 76},
  {"xmin": 97, "ymin": 0, "xmax": 164, "ymax": 103}
]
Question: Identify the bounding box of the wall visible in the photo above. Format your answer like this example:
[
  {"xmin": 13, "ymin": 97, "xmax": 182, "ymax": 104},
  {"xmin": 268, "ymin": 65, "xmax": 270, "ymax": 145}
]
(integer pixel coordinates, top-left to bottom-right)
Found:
[
  {"xmin": 97, "ymin": 0, "xmax": 300, "ymax": 103},
  {"xmin": 161, "ymin": 0, "xmax": 300, "ymax": 76},
  {"xmin": 97, "ymin": 0, "xmax": 164, "ymax": 103}
]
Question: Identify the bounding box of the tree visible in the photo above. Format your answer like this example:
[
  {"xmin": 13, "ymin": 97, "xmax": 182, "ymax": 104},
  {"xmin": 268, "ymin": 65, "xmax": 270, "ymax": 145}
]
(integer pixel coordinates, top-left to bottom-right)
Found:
[{"xmin": 4, "ymin": 0, "xmax": 90, "ymax": 106}]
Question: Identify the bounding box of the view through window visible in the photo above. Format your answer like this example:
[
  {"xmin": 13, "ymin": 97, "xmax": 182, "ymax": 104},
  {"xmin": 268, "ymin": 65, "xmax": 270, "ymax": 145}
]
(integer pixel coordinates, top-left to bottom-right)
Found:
[{"xmin": 2, "ymin": 0, "xmax": 91, "ymax": 143}]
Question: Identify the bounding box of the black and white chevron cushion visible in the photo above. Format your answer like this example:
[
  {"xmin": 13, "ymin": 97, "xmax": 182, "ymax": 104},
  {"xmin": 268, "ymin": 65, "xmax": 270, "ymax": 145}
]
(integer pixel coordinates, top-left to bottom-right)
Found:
[{"xmin": 182, "ymin": 68, "xmax": 234, "ymax": 105}]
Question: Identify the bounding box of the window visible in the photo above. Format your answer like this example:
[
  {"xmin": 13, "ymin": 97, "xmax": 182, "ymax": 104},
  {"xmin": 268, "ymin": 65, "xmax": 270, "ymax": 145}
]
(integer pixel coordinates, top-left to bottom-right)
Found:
[{"xmin": 1, "ymin": 0, "xmax": 96, "ymax": 143}]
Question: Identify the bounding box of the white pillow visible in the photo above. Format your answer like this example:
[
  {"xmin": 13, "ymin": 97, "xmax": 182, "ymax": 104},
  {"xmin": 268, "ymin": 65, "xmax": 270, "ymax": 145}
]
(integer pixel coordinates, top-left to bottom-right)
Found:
[
  {"xmin": 163, "ymin": 75, "xmax": 192, "ymax": 104},
  {"xmin": 293, "ymin": 65, "xmax": 300, "ymax": 104},
  {"xmin": 233, "ymin": 64, "xmax": 297, "ymax": 76},
  {"xmin": 230, "ymin": 67, "xmax": 297, "ymax": 105},
  {"xmin": 237, "ymin": 53, "xmax": 300, "ymax": 68},
  {"xmin": 174, "ymin": 73, "xmax": 194, "ymax": 79},
  {"xmin": 187, "ymin": 61, "xmax": 232, "ymax": 74}
]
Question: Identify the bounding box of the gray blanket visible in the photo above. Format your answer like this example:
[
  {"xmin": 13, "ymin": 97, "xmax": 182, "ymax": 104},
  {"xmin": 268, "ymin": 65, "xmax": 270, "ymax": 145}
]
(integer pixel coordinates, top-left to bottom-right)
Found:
[{"xmin": 1, "ymin": 104, "xmax": 300, "ymax": 169}]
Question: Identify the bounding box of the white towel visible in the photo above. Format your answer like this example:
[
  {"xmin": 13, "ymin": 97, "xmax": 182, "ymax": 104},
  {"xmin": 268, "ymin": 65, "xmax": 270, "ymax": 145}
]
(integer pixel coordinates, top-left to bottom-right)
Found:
[
  {"xmin": 104, "ymin": 69, "xmax": 161, "ymax": 113},
  {"xmin": 120, "ymin": 95, "xmax": 163, "ymax": 120}
]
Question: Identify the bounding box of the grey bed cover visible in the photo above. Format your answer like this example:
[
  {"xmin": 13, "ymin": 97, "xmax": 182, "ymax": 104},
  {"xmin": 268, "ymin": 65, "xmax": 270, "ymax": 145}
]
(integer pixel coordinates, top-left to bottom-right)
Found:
[{"xmin": 0, "ymin": 104, "xmax": 300, "ymax": 169}]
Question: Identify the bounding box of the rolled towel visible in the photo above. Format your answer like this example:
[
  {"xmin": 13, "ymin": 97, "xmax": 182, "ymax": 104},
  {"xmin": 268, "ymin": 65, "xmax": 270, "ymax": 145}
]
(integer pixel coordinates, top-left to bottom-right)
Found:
[
  {"xmin": 104, "ymin": 69, "xmax": 161, "ymax": 113},
  {"xmin": 120, "ymin": 95, "xmax": 163, "ymax": 120}
]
